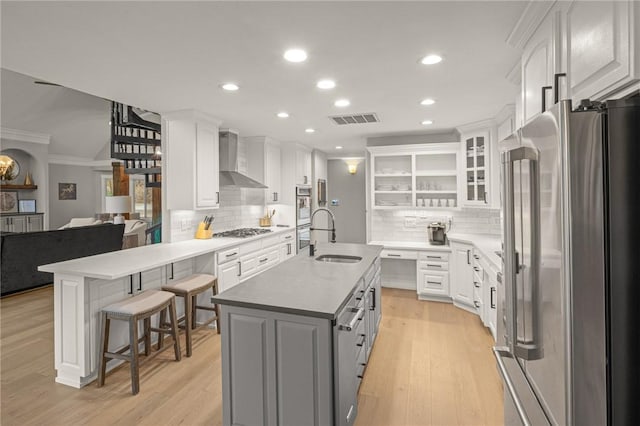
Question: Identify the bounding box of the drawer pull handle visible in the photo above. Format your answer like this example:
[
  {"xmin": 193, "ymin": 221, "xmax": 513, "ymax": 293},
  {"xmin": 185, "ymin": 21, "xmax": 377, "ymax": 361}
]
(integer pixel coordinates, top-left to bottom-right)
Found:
[
  {"xmin": 426, "ymin": 281, "xmax": 440, "ymax": 285},
  {"xmin": 226, "ymin": 252, "xmax": 238, "ymax": 258},
  {"xmin": 259, "ymin": 258, "xmax": 268, "ymax": 263},
  {"xmin": 474, "ymin": 254, "xmax": 480, "ymax": 259},
  {"xmin": 473, "ymin": 266, "xmax": 480, "ymax": 272},
  {"xmin": 285, "ymin": 235, "xmax": 292, "ymax": 239},
  {"xmin": 356, "ymin": 334, "xmax": 366, "ymax": 347},
  {"xmin": 474, "ymin": 282, "xmax": 480, "ymax": 288},
  {"xmin": 387, "ymin": 254, "xmax": 401, "ymax": 257},
  {"xmin": 426, "ymin": 255, "xmax": 442, "ymax": 259},
  {"xmin": 426, "ymin": 264, "xmax": 441, "ymax": 268},
  {"xmin": 474, "ymin": 301, "xmax": 481, "ymax": 308}
]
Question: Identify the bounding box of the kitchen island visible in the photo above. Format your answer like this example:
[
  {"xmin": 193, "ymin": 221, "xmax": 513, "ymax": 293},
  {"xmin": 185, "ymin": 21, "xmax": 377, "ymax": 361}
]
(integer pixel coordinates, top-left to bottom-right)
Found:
[
  {"xmin": 37, "ymin": 226, "xmax": 294, "ymax": 388},
  {"xmin": 212, "ymin": 242, "xmax": 383, "ymax": 426}
]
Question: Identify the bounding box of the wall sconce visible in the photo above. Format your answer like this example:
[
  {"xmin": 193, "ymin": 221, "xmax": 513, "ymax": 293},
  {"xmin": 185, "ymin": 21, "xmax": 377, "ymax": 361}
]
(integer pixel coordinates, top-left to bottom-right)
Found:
[{"xmin": 344, "ymin": 158, "xmax": 362, "ymax": 175}]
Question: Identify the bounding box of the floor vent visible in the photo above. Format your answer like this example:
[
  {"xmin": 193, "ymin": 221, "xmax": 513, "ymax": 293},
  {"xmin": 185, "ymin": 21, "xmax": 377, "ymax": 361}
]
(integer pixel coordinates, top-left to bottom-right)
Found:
[{"xmin": 330, "ymin": 113, "xmax": 379, "ymax": 125}]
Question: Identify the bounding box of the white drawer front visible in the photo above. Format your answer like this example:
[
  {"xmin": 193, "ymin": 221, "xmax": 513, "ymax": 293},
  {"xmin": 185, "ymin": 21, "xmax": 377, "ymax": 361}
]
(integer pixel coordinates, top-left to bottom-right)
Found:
[
  {"xmin": 418, "ymin": 260, "xmax": 448, "ymax": 271},
  {"xmin": 218, "ymin": 246, "xmax": 241, "ymax": 264},
  {"xmin": 261, "ymin": 235, "xmax": 280, "ymax": 249},
  {"xmin": 280, "ymin": 231, "xmax": 295, "ymax": 243},
  {"xmin": 381, "ymin": 249, "xmax": 418, "ymax": 260},
  {"xmin": 418, "ymin": 270, "xmax": 449, "ymax": 296},
  {"xmin": 418, "ymin": 251, "xmax": 450, "ymax": 262}
]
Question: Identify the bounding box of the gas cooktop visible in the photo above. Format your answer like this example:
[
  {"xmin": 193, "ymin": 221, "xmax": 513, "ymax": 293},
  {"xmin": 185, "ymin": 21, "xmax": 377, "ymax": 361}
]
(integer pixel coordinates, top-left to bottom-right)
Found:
[{"xmin": 213, "ymin": 228, "xmax": 273, "ymax": 238}]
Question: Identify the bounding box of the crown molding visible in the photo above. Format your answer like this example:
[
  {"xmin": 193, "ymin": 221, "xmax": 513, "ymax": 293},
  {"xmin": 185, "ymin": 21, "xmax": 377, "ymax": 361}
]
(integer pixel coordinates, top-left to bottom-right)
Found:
[
  {"xmin": 506, "ymin": 1, "xmax": 556, "ymax": 50},
  {"xmin": 495, "ymin": 104, "xmax": 516, "ymax": 124},
  {"xmin": 48, "ymin": 154, "xmax": 112, "ymax": 167},
  {"xmin": 1, "ymin": 127, "xmax": 51, "ymax": 145},
  {"xmin": 456, "ymin": 118, "xmax": 497, "ymax": 134},
  {"xmin": 162, "ymin": 109, "xmax": 222, "ymax": 126}
]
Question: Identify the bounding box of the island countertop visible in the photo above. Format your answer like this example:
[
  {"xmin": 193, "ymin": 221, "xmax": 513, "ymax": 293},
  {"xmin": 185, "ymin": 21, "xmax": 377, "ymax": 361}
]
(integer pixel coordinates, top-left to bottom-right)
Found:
[
  {"xmin": 211, "ymin": 242, "xmax": 383, "ymax": 320},
  {"xmin": 37, "ymin": 226, "xmax": 294, "ymax": 280}
]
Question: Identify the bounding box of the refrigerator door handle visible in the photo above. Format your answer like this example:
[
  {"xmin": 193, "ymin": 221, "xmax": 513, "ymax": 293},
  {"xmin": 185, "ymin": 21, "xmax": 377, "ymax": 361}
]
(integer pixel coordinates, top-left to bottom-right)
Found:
[
  {"xmin": 503, "ymin": 146, "xmax": 541, "ymax": 359},
  {"xmin": 493, "ymin": 347, "xmax": 533, "ymax": 426}
]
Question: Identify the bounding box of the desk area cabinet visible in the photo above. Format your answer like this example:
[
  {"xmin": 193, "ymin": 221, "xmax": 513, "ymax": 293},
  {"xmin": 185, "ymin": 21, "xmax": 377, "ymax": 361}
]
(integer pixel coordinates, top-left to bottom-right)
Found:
[{"xmin": 1, "ymin": 213, "xmax": 44, "ymax": 233}]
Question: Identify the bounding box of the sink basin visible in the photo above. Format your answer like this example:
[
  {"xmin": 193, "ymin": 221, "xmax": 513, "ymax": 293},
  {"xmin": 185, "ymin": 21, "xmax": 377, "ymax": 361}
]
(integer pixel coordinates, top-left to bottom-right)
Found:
[{"xmin": 315, "ymin": 254, "xmax": 362, "ymax": 264}]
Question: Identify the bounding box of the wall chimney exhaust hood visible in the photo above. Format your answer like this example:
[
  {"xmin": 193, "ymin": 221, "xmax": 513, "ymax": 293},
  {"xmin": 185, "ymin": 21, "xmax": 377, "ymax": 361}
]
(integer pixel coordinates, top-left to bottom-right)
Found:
[{"xmin": 219, "ymin": 130, "xmax": 267, "ymax": 189}]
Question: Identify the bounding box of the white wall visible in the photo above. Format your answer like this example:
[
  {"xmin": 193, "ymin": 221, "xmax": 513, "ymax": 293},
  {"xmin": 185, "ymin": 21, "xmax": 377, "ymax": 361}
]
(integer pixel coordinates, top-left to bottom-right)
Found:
[
  {"xmin": 48, "ymin": 164, "xmax": 98, "ymax": 228},
  {"xmin": 311, "ymin": 149, "xmax": 328, "ymax": 242}
]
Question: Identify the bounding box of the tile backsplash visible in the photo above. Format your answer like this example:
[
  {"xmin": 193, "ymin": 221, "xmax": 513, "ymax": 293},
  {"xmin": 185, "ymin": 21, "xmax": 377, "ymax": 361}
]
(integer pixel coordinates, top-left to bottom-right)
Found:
[
  {"xmin": 370, "ymin": 207, "xmax": 501, "ymax": 242},
  {"xmin": 169, "ymin": 188, "xmax": 266, "ymax": 242}
]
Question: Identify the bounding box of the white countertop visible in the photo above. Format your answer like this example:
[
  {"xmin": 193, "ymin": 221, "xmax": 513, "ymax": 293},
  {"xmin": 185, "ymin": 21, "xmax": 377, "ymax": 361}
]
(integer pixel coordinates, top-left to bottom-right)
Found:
[
  {"xmin": 368, "ymin": 240, "xmax": 451, "ymax": 251},
  {"xmin": 38, "ymin": 226, "xmax": 295, "ymax": 280},
  {"xmin": 446, "ymin": 233, "xmax": 502, "ymax": 271},
  {"xmin": 369, "ymin": 233, "xmax": 502, "ymax": 272}
]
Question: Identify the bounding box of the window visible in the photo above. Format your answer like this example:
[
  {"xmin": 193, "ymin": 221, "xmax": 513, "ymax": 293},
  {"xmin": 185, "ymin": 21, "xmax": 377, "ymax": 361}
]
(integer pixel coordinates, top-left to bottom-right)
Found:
[
  {"xmin": 131, "ymin": 176, "xmax": 152, "ymax": 219},
  {"xmin": 100, "ymin": 174, "xmax": 113, "ymax": 213}
]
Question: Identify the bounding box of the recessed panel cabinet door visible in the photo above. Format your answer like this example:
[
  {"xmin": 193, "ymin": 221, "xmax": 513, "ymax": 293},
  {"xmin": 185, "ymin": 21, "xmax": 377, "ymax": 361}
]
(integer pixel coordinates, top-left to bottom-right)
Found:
[
  {"xmin": 566, "ymin": 0, "xmax": 634, "ymax": 102},
  {"xmin": 195, "ymin": 122, "xmax": 219, "ymax": 209}
]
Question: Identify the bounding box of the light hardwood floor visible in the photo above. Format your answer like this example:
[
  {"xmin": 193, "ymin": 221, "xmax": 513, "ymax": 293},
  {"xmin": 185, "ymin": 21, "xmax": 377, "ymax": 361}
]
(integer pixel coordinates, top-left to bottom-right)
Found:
[{"xmin": 1, "ymin": 286, "xmax": 502, "ymax": 425}]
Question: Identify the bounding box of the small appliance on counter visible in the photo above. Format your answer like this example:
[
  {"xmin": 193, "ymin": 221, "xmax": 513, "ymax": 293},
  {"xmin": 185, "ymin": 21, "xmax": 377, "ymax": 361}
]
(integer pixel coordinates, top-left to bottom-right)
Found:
[{"xmin": 427, "ymin": 221, "xmax": 448, "ymax": 245}]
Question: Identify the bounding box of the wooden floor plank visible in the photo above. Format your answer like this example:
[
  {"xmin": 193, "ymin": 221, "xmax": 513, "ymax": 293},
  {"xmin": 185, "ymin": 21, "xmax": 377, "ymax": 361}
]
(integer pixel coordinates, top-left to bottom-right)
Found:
[{"xmin": 1, "ymin": 286, "xmax": 503, "ymax": 425}]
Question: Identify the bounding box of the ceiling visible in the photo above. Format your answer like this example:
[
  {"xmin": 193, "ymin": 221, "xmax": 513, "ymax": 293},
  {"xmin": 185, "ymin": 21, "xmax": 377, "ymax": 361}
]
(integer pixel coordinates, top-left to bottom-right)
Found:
[
  {"xmin": 1, "ymin": 1, "xmax": 526, "ymax": 157},
  {"xmin": 1, "ymin": 69, "xmax": 111, "ymax": 159}
]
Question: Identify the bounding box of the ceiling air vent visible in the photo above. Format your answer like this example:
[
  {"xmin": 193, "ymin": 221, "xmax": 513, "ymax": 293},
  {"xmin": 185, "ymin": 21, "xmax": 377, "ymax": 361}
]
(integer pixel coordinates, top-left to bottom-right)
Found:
[{"xmin": 330, "ymin": 113, "xmax": 379, "ymax": 125}]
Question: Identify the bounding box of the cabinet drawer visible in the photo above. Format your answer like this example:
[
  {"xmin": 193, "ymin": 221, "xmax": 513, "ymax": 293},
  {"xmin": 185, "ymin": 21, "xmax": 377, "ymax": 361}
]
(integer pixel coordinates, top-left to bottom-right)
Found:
[
  {"xmin": 418, "ymin": 270, "xmax": 449, "ymax": 296},
  {"xmin": 257, "ymin": 248, "xmax": 279, "ymax": 271},
  {"xmin": 381, "ymin": 249, "xmax": 417, "ymax": 260},
  {"xmin": 218, "ymin": 246, "xmax": 240, "ymax": 264},
  {"xmin": 418, "ymin": 260, "xmax": 448, "ymax": 271},
  {"xmin": 418, "ymin": 251, "xmax": 449, "ymax": 262},
  {"xmin": 240, "ymin": 254, "xmax": 259, "ymax": 278},
  {"xmin": 261, "ymin": 235, "xmax": 281, "ymax": 249},
  {"xmin": 280, "ymin": 231, "xmax": 295, "ymax": 243}
]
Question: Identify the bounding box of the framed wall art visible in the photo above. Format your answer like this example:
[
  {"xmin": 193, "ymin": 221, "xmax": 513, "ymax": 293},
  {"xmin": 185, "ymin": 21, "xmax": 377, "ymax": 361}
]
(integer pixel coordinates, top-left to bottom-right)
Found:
[
  {"xmin": 58, "ymin": 183, "xmax": 77, "ymax": 200},
  {"xmin": 0, "ymin": 191, "xmax": 18, "ymax": 213}
]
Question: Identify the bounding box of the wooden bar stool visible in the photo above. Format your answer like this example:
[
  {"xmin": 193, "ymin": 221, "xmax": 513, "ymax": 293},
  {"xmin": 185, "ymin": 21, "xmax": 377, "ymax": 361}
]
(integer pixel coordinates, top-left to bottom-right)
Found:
[
  {"xmin": 160, "ymin": 273, "xmax": 219, "ymax": 357},
  {"xmin": 97, "ymin": 289, "xmax": 181, "ymax": 395}
]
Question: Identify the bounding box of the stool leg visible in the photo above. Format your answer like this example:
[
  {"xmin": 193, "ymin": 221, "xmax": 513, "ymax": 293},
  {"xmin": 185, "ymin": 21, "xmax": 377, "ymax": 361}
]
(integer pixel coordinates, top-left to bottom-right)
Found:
[
  {"xmin": 129, "ymin": 316, "xmax": 140, "ymax": 395},
  {"xmin": 168, "ymin": 299, "xmax": 182, "ymax": 362},
  {"xmin": 213, "ymin": 281, "xmax": 221, "ymax": 335},
  {"xmin": 192, "ymin": 294, "xmax": 198, "ymax": 330},
  {"xmin": 144, "ymin": 317, "xmax": 151, "ymax": 356},
  {"xmin": 97, "ymin": 312, "xmax": 110, "ymax": 387},
  {"xmin": 157, "ymin": 309, "xmax": 166, "ymax": 351},
  {"xmin": 184, "ymin": 294, "xmax": 193, "ymax": 357}
]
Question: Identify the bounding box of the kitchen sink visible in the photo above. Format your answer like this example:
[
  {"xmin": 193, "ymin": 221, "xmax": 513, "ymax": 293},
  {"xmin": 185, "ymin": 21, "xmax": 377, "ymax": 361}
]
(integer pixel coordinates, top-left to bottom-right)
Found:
[{"xmin": 315, "ymin": 254, "xmax": 362, "ymax": 263}]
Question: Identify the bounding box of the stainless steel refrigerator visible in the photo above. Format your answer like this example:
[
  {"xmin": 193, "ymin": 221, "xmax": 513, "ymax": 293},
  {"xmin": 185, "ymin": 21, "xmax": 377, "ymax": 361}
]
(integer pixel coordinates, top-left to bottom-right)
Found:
[{"xmin": 495, "ymin": 97, "xmax": 640, "ymax": 426}]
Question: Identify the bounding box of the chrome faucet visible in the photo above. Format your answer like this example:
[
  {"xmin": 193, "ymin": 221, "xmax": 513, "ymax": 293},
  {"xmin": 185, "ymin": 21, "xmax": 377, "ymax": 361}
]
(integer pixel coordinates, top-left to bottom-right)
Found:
[{"xmin": 309, "ymin": 208, "xmax": 336, "ymax": 255}]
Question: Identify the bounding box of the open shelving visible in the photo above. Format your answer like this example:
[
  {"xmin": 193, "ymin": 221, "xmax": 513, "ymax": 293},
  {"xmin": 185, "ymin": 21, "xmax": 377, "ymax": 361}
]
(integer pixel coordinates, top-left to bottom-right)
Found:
[{"xmin": 369, "ymin": 143, "xmax": 461, "ymax": 209}]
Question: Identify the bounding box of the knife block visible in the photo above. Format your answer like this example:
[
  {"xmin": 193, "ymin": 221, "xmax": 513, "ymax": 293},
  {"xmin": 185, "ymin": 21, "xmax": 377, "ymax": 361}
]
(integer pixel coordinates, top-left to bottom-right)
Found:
[{"xmin": 195, "ymin": 222, "xmax": 213, "ymax": 239}]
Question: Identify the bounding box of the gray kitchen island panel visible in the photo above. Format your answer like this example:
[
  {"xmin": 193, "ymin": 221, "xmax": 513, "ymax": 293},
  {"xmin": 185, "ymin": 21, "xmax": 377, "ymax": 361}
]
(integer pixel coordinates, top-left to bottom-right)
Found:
[{"xmin": 221, "ymin": 305, "xmax": 333, "ymax": 426}]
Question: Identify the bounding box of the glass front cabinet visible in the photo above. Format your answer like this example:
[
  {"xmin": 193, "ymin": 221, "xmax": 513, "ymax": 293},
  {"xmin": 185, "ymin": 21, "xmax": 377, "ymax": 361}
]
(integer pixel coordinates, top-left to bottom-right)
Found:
[{"xmin": 462, "ymin": 130, "xmax": 491, "ymax": 206}]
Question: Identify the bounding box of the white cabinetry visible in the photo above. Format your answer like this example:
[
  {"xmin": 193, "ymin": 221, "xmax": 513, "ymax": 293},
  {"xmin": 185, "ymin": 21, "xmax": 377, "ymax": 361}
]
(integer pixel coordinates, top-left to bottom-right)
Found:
[
  {"xmin": 163, "ymin": 110, "xmax": 221, "ymax": 210},
  {"xmin": 565, "ymin": 0, "xmax": 638, "ymax": 103},
  {"xmin": 1, "ymin": 214, "xmax": 43, "ymax": 232},
  {"xmin": 416, "ymin": 251, "xmax": 450, "ymax": 301},
  {"xmin": 368, "ymin": 143, "xmax": 461, "ymax": 210},
  {"xmin": 520, "ymin": 5, "xmax": 561, "ymax": 124},
  {"xmin": 512, "ymin": 0, "xmax": 638, "ymax": 123},
  {"xmin": 246, "ymin": 136, "xmax": 282, "ymax": 204},
  {"xmin": 450, "ymin": 242, "xmax": 474, "ymax": 310},
  {"xmin": 296, "ymin": 147, "xmax": 312, "ymax": 186},
  {"xmin": 461, "ymin": 131, "xmax": 490, "ymax": 206}
]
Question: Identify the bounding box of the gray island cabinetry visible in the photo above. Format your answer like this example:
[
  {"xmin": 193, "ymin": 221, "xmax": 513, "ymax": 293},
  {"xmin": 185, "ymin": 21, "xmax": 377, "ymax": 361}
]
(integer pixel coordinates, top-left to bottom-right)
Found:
[{"xmin": 212, "ymin": 243, "xmax": 382, "ymax": 426}]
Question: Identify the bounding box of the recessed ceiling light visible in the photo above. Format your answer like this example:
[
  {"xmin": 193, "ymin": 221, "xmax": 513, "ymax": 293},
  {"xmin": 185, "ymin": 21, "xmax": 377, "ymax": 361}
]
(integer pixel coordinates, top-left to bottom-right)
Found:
[
  {"xmin": 316, "ymin": 79, "xmax": 336, "ymax": 90},
  {"xmin": 334, "ymin": 99, "xmax": 350, "ymax": 107},
  {"xmin": 420, "ymin": 54, "xmax": 443, "ymax": 65},
  {"xmin": 284, "ymin": 49, "xmax": 307, "ymax": 63},
  {"xmin": 421, "ymin": 120, "xmax": 434, "ymax": 125},
  {"xmin": 420, "ymin": 98, "xmax": 436, "ymax": 106},
  {"xmin": 335, "ymin": 146, "xmax": 343, "ymax": 150},
  {"xmin": 221, "ymin": 83, "xmax": 239, "ymax": 91},
  {"xmin": 277, "ymin": 112, "xmax": 290, "ymax": 118},
  {"xmin": 305, "ymin": 128, "xmax": 315, "ymax": 133}
]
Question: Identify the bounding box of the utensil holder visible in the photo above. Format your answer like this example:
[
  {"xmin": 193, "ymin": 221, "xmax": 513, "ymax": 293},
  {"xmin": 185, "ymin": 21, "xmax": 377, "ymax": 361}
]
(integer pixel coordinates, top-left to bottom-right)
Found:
[
  {"xmin": 195, "ymin": 222, "xmax": 213, "ymax": 239},
  {"xmin": 259, "ymin": 217, "xmax": 272, "ymax": 227}
]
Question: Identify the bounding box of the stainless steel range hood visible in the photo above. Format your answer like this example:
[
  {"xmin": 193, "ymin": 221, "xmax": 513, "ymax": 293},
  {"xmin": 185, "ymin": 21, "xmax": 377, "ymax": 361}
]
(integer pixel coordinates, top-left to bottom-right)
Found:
[{"xmin": 219, "ymin": 130, "xmax": 267, "ymax": 189}]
